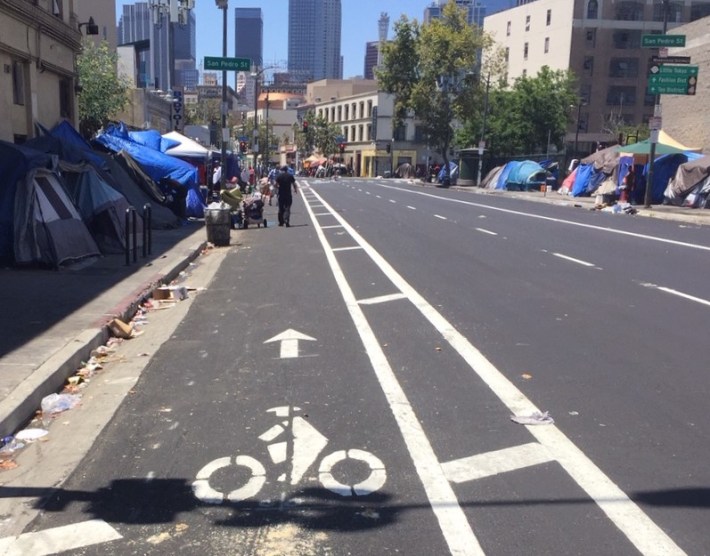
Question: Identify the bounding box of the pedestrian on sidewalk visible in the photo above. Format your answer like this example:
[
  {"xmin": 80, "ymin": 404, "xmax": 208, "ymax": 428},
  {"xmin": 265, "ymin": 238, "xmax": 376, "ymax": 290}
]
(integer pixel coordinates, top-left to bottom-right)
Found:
[
  {"xmin": 275, "ymin": 165, "xmax": 298, "ymax": 227},
  {"xmin": 620, "ymin": 165, "xmax": 636, "ymax": 203}
]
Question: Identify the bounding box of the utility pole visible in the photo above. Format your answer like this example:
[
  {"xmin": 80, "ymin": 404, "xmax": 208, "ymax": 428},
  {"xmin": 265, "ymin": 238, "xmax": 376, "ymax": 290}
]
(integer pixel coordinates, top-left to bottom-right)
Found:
[
  {"xmin": 476, "ymin": 73, "xmax": 490, "ymax": 187},
  {"xmin": 645, "ymin": 0, "xmax": 669, "ymax": 208},
  {"xmin": 216, "ymin": 0, "xmax": 228, "ymax": 191}
]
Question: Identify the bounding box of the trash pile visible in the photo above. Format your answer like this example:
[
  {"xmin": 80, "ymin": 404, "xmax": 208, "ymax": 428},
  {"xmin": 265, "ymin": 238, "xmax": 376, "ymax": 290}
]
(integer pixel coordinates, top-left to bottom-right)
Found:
[{"xmin": 0, "ymin": 271, "xmax": 202, "ymax": 472}]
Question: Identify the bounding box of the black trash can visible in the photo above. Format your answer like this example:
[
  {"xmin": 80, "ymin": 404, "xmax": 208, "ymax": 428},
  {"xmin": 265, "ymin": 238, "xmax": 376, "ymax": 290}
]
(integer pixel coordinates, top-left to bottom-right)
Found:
[{"xmin": 205, "ymin": 207, "xmax": 231, "ymax": 246}]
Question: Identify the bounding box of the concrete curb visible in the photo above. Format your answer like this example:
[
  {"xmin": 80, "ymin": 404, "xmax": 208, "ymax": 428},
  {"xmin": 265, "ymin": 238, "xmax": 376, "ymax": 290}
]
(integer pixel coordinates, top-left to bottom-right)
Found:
[{"xmin": 0, "ymin": 238, "xmax": 207, "ymax": 438}]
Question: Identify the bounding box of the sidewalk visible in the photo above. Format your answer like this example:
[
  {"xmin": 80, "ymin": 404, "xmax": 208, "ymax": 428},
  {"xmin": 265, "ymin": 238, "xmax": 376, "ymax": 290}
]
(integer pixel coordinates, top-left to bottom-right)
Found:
[
  {"xmin": 1, "ymin": 185, "xmax": 708, "ymax": 440},
  {"xmin": 0, "ymin": 221, "xmax": 208, "ymax": 438}
]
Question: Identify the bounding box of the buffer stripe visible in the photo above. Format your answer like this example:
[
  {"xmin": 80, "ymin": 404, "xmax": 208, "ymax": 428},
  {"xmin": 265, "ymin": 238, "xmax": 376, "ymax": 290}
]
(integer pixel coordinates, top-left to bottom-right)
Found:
[{"xmin": 0, "ymin": 520, "xmax": 122, "ymax": 555}]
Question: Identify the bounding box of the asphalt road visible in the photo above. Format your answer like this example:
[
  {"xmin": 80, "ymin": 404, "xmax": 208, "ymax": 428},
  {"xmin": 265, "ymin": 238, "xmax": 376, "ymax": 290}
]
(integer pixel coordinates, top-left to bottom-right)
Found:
[{"xmin": 12, "ymin": 178, "xmax": 710, "ymax": 555}]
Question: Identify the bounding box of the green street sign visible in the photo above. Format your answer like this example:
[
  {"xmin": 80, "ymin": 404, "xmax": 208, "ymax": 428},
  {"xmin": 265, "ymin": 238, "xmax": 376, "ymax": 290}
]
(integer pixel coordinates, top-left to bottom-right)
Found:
[
  {"xmin": 649, "ymin": 64, "xmax": 699, "ymax": 77},
  {"xmin": 648, "ymin": 73, "xmax": 698, "ymax": 95},
  {"xmin": 642, "ymin": 34, "xmax": 686, "ymax": 47},
  {"xmin": 204, "ymin": 56, "xmax": 251, "ymax": 71}
]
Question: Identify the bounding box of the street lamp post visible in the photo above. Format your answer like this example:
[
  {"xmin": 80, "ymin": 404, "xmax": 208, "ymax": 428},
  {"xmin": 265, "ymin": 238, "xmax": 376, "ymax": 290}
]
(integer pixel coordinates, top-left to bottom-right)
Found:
[
  {"xmin": 476, "ymin": 73, "xmax": 490, "ymax": 187},
  {"xmin": 216, "ymin": 0, "xmax": 228, "ymax": 191},
  {"xmin": 573, "ymin": 101, "xmax": 584, "ymax": 158}
]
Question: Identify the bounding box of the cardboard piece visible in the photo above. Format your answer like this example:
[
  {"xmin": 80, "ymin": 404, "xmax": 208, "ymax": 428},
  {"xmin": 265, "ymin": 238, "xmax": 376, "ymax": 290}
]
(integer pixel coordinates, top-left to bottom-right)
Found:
[{"xmin": 108, "ymin": 318, "xmax": 134, "ymax": 339}]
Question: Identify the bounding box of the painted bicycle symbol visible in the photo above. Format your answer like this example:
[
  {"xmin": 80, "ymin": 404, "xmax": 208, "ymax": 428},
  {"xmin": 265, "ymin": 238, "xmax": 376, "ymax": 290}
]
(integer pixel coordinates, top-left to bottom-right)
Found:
[{"xmin": 192, "ymin": 406, "xmax": 387, "ymax": 504}]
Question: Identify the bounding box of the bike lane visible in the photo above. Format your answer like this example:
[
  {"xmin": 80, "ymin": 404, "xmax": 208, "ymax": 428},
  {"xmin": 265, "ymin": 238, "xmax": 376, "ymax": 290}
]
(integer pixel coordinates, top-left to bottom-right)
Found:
[{"xmin": 20, "ymin": 188, "xmax": 452, "ymax": 555}]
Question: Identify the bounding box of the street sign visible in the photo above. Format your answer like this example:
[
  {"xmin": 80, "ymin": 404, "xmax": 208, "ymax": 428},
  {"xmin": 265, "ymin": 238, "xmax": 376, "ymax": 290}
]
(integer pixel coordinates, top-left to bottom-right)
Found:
[
  {"xmin": 642, "ymin": 34, "xmax": 686, "ymax": 48},
  {"xmin": 649, "ymin": 116, "xmax": 662, "ymax": 130},
  {"xmin": 648, "ymin": 64, "xmax": 698, "ymax": 77},
  {"xmin": 204, "ymin": 56, "xmax": 251, "ymax": 71},
  {"xmin": 647, "ymin": 75, "xmax": 698, "ymax": 95},
  {"xmin": 651, "ymin": 55, "xmax": 691, "ymax": 65}
]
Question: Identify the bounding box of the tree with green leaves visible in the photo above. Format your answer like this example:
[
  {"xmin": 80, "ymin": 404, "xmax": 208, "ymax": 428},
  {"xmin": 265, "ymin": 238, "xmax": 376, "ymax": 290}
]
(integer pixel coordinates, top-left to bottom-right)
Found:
[
  {"xmin": 377, "ymin": 2, "xmax": 501, "ymax": 183},
  {"xmin": 76, "ymin": 40, "xmax": 129, "ymax": 138},
  {"xmin": 481, "ymin": 67, "xmax": 578, "ymax": 157}
]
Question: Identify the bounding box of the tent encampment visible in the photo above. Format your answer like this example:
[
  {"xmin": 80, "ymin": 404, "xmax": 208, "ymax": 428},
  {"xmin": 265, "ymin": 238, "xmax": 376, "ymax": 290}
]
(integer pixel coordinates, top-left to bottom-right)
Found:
[{"xmin": 665, "ymin": 155, "xmax": 710, "ymax": 203}]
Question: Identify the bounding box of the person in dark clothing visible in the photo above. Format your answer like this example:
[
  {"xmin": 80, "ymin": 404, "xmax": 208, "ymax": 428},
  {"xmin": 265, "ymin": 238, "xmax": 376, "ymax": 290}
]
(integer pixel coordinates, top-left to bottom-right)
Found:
[{"xmin": 275, "ymin": 166, "xmax": 298, "ymax": 226}]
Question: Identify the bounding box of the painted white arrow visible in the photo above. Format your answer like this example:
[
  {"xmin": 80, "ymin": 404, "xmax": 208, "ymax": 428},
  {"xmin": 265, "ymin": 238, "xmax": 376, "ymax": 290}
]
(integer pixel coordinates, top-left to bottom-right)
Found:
[{"xmin": 264, "ymin": 329, "xmax": 316, "ymax": 358}]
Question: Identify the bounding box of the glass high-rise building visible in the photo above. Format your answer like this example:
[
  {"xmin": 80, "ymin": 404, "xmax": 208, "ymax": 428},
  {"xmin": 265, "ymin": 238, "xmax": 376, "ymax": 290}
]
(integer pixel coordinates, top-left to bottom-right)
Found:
[
  {"xmin": 117, "ymin": 1, "xmax": 196, "ymax": 91},
  {"xmin": 288, "ymin": 0, "xmax": 342, "ymax": 82}
]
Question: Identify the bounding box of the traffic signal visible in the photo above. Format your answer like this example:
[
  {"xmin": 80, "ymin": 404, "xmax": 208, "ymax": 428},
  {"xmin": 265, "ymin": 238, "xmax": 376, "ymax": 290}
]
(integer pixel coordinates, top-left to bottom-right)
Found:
[
  {"xmin": 339, "ymin": 142, "xmax": 345, "ymax": 154},
  {"xmin": 239, "ymin": 141, "xmax": 247, "ymax": 153},
  {"xmin": 386, "ymin": 143, "xmax": 391, "ymax": 154},
  {"xmin": 302, "ymin": 120, "xmax": 309, "ymax": 133}
]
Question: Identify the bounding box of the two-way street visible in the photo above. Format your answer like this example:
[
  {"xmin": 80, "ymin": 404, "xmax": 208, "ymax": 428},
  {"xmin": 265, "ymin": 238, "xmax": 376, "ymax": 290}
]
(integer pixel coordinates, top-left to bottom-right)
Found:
[{"xmin": 8, "ymin": 178, "xmax": 710, "ymax": 555}]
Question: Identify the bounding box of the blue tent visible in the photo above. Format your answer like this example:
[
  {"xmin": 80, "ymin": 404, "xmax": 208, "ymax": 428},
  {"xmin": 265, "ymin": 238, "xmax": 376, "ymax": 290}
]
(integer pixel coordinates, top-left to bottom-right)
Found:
[
  {"xmin": 494, "ymin": 161, "xmax": 516, "ymax": 190},
  {"xmin": 505, "ymin": 160, "xmax": 547, "ymax": 190},
  {"xmin": 95, "ymin": 123, "xmax": 204, "ymax": 217},
  {"xmin": 437, "ymin": 161, "xmax": 459, "ymax": 184}
]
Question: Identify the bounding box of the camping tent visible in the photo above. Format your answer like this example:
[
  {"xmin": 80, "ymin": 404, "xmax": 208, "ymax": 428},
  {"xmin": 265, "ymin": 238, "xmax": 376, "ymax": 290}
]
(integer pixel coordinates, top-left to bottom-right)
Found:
[
  {"xmin": 505, "ymin": 160, "xmax": 547, "ymax": 190},
  {"xmin": 60, "ymin": 161, "xmax": 141, "ymax": 254},
  {"xmin": 665, "ymin": 155, "xmax": 710, "ymax": 201},
  {"xmin": 163, "ymin": 131, "xmax": 209, "ymax": 158},
  {"xmin": 480, "ymin": 165, "xmax": 504, "ymax": 189},
  {"xmin": 14, "ymin": 166, "xmax": 100, "ymax": 267}
]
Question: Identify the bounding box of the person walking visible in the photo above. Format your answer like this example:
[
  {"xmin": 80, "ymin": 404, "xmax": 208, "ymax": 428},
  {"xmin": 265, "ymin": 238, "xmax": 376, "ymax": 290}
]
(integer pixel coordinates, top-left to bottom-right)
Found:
[{"xmin": 275, "ymin": 165, "xmax": 298, "ymax": 227}]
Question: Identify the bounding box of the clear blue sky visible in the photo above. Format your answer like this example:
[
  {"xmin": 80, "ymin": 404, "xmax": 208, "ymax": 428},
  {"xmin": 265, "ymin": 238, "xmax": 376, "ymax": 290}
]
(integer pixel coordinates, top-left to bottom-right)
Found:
[{"xmin": 116, "ymin": 1, "xmax": 429, "ymax": 80}]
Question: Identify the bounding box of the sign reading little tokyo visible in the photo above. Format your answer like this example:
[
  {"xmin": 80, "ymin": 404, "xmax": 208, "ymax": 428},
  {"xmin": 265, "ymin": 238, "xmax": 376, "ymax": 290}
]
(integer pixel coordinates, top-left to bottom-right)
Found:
[{"xmin": 204, "ymin": 56, "xmax": 251, "ymax": 71}]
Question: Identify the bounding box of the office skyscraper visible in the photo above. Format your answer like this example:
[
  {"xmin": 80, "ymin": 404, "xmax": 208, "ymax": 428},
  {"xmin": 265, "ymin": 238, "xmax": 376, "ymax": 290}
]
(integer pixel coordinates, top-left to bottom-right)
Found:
[
  {"xmin": 288, "ymin": 0, "xmax": 342, "ymax": 82},
  {"xmin": 235, "ymin": 8, "xmax": 263, "ymax": 69}
]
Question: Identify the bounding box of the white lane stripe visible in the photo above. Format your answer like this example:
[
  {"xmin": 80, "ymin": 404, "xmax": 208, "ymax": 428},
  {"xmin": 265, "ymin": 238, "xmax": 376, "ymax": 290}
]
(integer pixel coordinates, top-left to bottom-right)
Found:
[
  {"xmin": 332, "ymin": 246, "xmax": 364, "ymax": 252},
  {"xmin": 321, "ymin": 224, "xmax": 344, "ymax": 229},
  {"xmin": 656, "ymin": 286, "xmax": 710, "ymax": 307},
  {"xmin": 552, "ymin": 252, "xmax": 596, "ymax": 267},
  {"xmin": 376, "ymin": 195, "xmax": 382, "ymax": 199},
  {"xmin": 358, "ymin": 293, "xmax": 408, "ymax": 305},
  {"xmin": 303, "ymin": 193, "xmax": 484, "ymax": 556},
  {"xmin": 376, "ymin": 183, "xmax": 710, "ymax": 252},
  {"xmin": 389, "ymin": 199, "xmax": 397, "ymax": 203},
  {"xmin": 475, "ymin": 228, "xmax": 497, "ymax": 236},
  {"xmin": 313, "ymin": 212, "xmax": 332, "ymax": 216},
  {"xmin": 307, "ymin": 190, "xmax": 685, "ymax": 556},
  {"xmin": 434, "ymin": 214, "xmax": 447, "ymax": 220},
  {"xmin": 442, "ymin": 443, "xmax": 555, "ymax": 483},
  {"xmin": 407, "ymin": 206, "xmax": 417, "ymax": 210},
  {"xmin": 0, "ymin": 520, "xmax": 122, "ymax": 555}
]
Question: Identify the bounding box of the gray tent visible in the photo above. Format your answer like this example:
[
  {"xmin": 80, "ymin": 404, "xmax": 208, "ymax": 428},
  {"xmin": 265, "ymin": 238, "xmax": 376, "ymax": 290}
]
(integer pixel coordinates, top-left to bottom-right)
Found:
[
  {"xmin": 14, "ymin": 168, "xmax": 100, "ymax": 267},
  {"xmin": 666, "ymin": 155, "xmax": 710, "ymax": 197},
  {"xmin": 61, "ymin": 161, "xmax": 142, "ymax": 254}
]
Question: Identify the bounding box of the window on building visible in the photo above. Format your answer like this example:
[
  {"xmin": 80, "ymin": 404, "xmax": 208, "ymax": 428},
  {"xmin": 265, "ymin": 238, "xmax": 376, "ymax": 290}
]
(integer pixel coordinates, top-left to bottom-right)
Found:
[
  {"xmin": 583, "ymin": 56, "xmax": 594, "ymax": 76},
  {"xmin": 587, "ymin": 0, "xmax": 598, "ymax": 19},
  {"xmin": 359, "ymin": 101, "xmax": 365, "ymax": 119},
  {"xmin": 367, "ymin": 100, "xmax": 372, "ymax": 118},
  {"xmin": 52, "ymin": 0, "xmax": 62, "ymax": 17},
  {"xmin": 344, "ymin": 105, "xmax": 349, "ymax": 120},
  {"xmin": 524, "ymin": 42, "xmax": 529, "ymax": 60},
  {"xmin": 12, "ymin": 61, "xmax": 24, "ymax": 106},
  {"xmin": 544, "ymin": 37, "xmax": 550, "ymax": 53},
  {"xmin": 59, "ymin": 78, "xmax": 72, "ymax": 119},
  {"xmin": 393, "ymin": 125, "xmax": 406, "ymax": 141},
  {"xmin": 414, "ymin": 126, "xmax": 428, "ymax": 143},
  {"xmin": 606, "ymin": 86, "xmax": 636, "ymax": 106},
  {"xmin": 613, "ymin": 30, "xmax": 641, "ymax": 49},
  {"xmin": 546, "ymin": 9, "xmax": 552, "ymax": 25},
  {"xmin": 504, "ymin": 47, "xmax": 509, "ymax": 62},
  {"xmin": 506, "ymin": 21, "xmax": 511, "ymax": 36},
  {"xmin": 615, "ymin": 1, "xmax": 643, "ymax": 21},
  {"xmin": 585, "ymin": 28, "xmax": 596, "ymax": 47},
  {"xmin": 522, "ymin": 69, "xmax": 527, "ymax": 78},
  {"xmin": 358, "ymin": 124, "xmax": 364, "ymax": 142},
  {"xmin": 690, "ymin": 1, "xmax": 710, "ymax": 21},
  {"xmin": 609, "ymin": 58, "xmax": 639, "ymax": 78},
  {"xmin": 337, "ymin": 106, "xmax": 342, "ymax": 121},
  {"xmin": 525, "ymin": 15, "xmax": 531, "ymax": 31},
  {"xmin": 643, "ymin": 91, "xmax": 655, "ymax": 106},
  {"xmin": 652, "ymin": 1, "xmax": 683, "ymax": 21}
]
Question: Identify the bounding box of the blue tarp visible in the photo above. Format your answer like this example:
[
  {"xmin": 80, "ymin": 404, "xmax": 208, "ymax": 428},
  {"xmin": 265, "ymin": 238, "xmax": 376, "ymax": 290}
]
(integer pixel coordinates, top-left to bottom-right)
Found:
[
  {"xmin": 128, "ymin": 129, "xmax": 180, "ymax": 153},
  {"xmin": 495, "ymin": 162, "xmax": 515, "ymax": 190},
  {"xmin": 0, "ymin": 141, "xmax": 55, "ymax": 261},
  {"xmin": 96, "ymin": 123, "xmax": 204, "ymax": 217},
  {"xmin": 571, "ymin": 164, "xmax": 595, "ymax": 197},
  {"xmin": 437, "ymin": 161, "xmax": 459, "ymax": 184}
]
